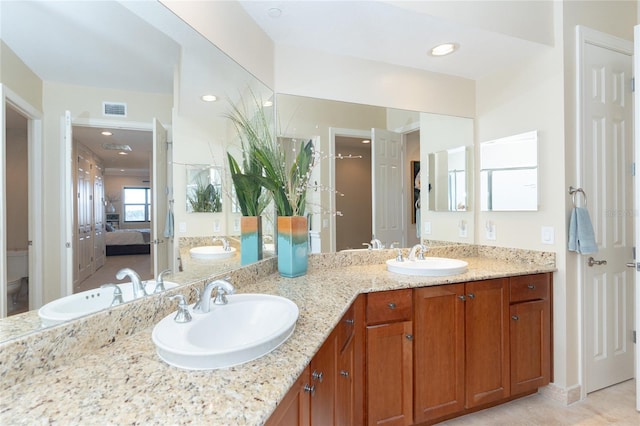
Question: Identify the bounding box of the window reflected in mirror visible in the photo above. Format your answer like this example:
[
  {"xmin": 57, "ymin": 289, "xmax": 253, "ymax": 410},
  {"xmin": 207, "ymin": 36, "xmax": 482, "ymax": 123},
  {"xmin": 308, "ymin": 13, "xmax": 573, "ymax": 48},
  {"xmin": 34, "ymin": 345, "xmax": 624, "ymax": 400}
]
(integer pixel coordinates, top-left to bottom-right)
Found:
[
  {"xmin": 480, "ymin": 130, "xmax": 538, "ymax": 211},
  {"xmin": 186, "ymin": 165, "xmax": 223, "ymax": 213}
]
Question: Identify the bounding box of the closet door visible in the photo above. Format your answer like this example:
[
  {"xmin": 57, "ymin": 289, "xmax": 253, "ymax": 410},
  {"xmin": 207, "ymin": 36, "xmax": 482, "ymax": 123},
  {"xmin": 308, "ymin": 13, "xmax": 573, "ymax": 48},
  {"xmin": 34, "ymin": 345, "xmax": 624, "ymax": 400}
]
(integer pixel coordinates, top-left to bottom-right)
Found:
[
  {"xmin": 75, "ymin": 148, "xmax": 93, "ymax": 284},
  {"xmin": 93, "ymin": 162, "xmax": 105, "ymax": 270}
]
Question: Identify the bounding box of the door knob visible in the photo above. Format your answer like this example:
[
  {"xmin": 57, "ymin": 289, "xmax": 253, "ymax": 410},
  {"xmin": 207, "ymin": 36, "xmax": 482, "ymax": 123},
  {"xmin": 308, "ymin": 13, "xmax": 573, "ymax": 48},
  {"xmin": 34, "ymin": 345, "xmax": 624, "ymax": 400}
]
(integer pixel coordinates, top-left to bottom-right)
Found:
[{"xmin": 587, "ymin": 257, "xmax": 607, "ymax": 267}]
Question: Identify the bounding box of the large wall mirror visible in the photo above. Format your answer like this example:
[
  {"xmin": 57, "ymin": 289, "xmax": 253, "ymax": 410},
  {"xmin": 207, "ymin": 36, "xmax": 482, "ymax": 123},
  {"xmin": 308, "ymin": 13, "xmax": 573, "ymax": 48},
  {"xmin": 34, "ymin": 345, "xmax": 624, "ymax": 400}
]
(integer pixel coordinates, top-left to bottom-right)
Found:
[
  {"xmin": 480, "ymin": 130, "xmax": 538, "ymax": 211},
  {"xmin": 0, "ymin": 1, "xmax": 273, "ymax": 341},
  {"xmin": 275, "ymin": 94, "xmax": 475, "ymax": 252}
]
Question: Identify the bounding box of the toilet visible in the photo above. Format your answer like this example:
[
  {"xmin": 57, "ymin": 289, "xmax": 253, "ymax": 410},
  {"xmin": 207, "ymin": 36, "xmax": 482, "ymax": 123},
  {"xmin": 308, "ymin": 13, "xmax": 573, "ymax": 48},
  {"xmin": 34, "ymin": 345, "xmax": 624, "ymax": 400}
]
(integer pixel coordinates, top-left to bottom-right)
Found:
[{"xmin": 7, "ymin": 250, "xmax": 28, "ymax": 305}]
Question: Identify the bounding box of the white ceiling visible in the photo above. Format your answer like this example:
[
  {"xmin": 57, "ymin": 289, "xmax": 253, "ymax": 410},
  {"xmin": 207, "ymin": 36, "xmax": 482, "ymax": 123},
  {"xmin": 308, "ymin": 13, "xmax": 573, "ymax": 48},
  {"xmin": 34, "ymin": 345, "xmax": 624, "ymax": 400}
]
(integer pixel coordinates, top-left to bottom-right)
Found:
[
  {"xmin": 2, "ymin": 0, "xmax": 553, "ymax": 169},
  {"xmin": 238, "ymin": 0, "xmax": 552, "ymax": 80}
]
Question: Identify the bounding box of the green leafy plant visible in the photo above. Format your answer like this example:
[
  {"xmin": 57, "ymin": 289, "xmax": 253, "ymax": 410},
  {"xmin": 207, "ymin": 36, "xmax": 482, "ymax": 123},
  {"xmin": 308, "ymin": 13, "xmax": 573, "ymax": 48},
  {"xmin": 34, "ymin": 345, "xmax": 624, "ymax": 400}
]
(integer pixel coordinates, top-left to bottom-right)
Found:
[
  {"xmin": 187, "ymin": 173, "xmax": 222, "ymax": 213},
  {"xmin": 226, "ymin": 94, "xmax": 315, "ymax": 217}
]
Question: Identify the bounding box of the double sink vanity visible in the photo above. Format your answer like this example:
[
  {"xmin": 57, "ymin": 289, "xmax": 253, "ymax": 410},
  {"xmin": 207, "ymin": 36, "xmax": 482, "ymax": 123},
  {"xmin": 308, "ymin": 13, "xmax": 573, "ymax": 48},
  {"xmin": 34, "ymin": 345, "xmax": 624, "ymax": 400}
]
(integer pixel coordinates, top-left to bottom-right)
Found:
[{"xmin": 0, "ymin": 244, "xmax": 555, "ymax": 425}]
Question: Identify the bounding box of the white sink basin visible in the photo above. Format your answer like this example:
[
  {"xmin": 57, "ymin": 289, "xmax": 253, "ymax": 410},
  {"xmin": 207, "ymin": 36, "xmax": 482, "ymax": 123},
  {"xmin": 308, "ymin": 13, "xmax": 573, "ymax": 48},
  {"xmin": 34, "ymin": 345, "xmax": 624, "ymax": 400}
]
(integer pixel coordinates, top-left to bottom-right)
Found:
[
  {"xmin": 386, "ymin": 257, "xmax": 469, "ymax": 277},
  {"xmin": 38, "ymin": 280, "xmax": 179, "ymax": 326},
  {"xmin": 189, "ymin": 245, "xmax": 237, "ymax": 260},
  {"xmin": 152, "ymin": 293, "xmax": 299, "ymax": 370}
]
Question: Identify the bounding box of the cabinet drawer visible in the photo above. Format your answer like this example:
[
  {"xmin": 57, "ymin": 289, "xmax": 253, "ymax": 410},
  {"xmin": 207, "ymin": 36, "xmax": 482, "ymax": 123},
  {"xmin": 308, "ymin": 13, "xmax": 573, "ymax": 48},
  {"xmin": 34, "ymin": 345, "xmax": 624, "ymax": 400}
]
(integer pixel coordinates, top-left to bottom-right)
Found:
[
  {"xmin": 510, "ymin": 274, "xmax": 549, "ymax": 303},
  {"xmin": 337, "ymin": 303, "xmax": 355, "ymax": 351},
  {"xmin": 367, "ymin": 289, "xmax": 412, "ymax": 325}
]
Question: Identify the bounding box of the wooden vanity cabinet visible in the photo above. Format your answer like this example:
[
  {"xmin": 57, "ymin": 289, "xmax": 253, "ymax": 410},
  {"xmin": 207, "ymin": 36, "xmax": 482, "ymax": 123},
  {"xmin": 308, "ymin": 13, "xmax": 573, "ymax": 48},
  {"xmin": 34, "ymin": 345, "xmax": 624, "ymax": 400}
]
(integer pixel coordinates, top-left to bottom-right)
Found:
[
  {"xmin": 265, "ymin": 366, "xmax": 311, "ymax": 426},
  {"xmin": 413, "ymin": 278, "xmax": 510, "ymax": 424},
  {"xmin": 509, "ymin": 273, "xmax": 551, "ymax": 395},
  {"xmin": 267, "ymin": 295, "xmax": 365, "ymax": 426},
  {"xmin": 366, "ymin": 289, "xmax": 413, "ymax": 426}
]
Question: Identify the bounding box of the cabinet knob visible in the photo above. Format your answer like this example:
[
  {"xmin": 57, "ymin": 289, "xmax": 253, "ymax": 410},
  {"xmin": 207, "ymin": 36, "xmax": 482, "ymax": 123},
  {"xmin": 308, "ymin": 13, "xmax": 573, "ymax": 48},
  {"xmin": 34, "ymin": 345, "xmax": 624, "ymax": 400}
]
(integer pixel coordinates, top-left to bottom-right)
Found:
[
  {"xmin": 312, "ymin": 370, "xmax": 324, "ymax": 382},
  {"xmin": 405, "ymin": 334, "xmax": 414, "ymax": 341},
  {"xmin": 345, "ymin": 318, "xmax": 355, "ymax": 325},
  {"xmin": 467, "ymin": 293, "xmax": 475, "ymax": 299},
  {"xmin": 388, "ymin": 302, "xmax": 396, "ymax": 309},
  {"xmin": 458, "ymin": 295, "xmax": 466, "ymax": 301},
  {"xmin": 340, "ymin": 370, "xmax": 350, "ymax": 378},
  {"xmin": 512, "ymin": 315, "xmax": 519, "ymax": 321},
  {"xmin": 303, "ymin": 384, "xmax": 315, "ymax": 396},
  {"xmin": 527, "ymin": 284, "xmax": 535, "ymax": 290}
]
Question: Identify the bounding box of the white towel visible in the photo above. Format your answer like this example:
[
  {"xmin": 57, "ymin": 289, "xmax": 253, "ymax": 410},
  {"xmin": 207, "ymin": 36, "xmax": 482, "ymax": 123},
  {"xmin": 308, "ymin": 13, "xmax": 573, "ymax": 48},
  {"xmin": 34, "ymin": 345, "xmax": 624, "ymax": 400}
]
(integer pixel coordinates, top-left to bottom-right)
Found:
[{"xmin": 568, "ymin": 207, "xmax": 597, "ymax": 254}]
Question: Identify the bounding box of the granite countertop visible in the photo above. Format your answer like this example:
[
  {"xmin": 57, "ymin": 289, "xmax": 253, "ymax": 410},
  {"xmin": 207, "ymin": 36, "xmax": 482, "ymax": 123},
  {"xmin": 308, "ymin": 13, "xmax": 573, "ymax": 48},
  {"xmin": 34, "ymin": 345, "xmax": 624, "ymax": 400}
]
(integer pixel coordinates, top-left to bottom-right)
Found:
[{"xmin": 0, "ymin": 255, "xmax": 555, "ymax": 425}]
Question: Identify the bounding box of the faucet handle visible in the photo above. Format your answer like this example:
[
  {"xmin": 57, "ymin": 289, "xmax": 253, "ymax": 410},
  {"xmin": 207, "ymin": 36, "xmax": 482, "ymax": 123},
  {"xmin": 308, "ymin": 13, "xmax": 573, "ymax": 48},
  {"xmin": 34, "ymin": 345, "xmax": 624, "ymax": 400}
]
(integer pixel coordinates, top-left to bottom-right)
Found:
[
  {"xmin": 100, "ymin": 284, "xmax": 124, "ymax": 307},
  {"xmin": 390, "ymin": 241, "xmax": 400, "ymax": 249},
  {"xmin": 395, "ymin": 249, "xmax": 404, "ymax": 262},
  {"xmin": 192, "ymin": 287, "xmax": 203, "ymax": 312},
  {"xmin": 213, "ymin": 279, "xmax": 236, "ymax": 305},
  {"xmin": 362, "ymin": 243, "xmax": 372, "ymax": 250},
  {"xmin": 169, "ymin": 294, "xmax": 192, "ymax": 323}
]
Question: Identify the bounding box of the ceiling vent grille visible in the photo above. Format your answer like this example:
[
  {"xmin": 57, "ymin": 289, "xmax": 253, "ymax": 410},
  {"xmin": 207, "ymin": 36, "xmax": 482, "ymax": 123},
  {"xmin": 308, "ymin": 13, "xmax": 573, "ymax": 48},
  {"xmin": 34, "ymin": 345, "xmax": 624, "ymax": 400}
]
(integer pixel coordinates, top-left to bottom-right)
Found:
[{"xmin": 103, "ymin": 102, "xmax": 127, "ymax": 117}]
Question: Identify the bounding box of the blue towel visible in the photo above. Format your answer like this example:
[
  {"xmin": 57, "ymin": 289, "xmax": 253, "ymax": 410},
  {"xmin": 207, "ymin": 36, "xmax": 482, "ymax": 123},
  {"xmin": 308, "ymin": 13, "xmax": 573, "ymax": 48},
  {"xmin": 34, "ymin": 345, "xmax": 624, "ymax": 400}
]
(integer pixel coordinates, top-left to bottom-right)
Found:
[
  {"xmin": 163, "ymin": 206, "xmax": 174, "ymax": 238},
  {"xmin": 568, "ymin": 207, "xmax": 597, "ymax": 254}
]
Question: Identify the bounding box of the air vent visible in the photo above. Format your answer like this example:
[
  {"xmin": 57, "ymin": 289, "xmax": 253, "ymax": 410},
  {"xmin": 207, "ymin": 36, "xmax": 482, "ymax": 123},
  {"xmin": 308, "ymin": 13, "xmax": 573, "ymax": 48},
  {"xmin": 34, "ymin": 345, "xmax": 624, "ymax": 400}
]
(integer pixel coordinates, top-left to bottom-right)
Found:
[{"xmin": 103, "ymin": 102, "xmax": 127, "ymax": 117}]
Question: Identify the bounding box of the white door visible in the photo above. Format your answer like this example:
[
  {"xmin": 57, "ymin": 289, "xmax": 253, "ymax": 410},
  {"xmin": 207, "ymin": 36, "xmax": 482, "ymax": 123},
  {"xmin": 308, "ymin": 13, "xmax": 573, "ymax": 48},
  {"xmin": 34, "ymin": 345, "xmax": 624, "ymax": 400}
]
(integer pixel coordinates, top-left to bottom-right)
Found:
[
  {"xmin": 62, "ymin": 111, "xmax": 74, "ymax": 297},
  {"xmin": 634, "ymin": 25, "xmax": 640, "ymax": 413},
  {"xmin": 0, "ymin": 85, "xmax": 7, "ymax": 317},
  {"xmin": 152, "ymin": 118, "xmax": 169, "ymax": 276},
  {"xmin": 579, "ymin": 27, "xmax": 634, "ymax": 393},
  {"xmin": 371, "ymin": 128, "xmax": 404, "ymax": 247}
]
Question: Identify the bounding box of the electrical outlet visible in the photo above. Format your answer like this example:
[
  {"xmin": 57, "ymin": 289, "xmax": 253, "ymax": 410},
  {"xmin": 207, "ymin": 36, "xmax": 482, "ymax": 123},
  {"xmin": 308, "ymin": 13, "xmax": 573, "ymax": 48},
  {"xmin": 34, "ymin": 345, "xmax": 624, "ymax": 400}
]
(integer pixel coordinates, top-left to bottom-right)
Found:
[
  {"xmin": 423, "ymin": 221, "xmax": 432, "ymax": 235},
  {"xmin": 179, "ymin": 222, "xmax": 187, "ymax": 233},
  {"xmin": 486, "ymin": 222, "xmax": 496, "ymax": 240},
  {"xmin": 234, "ymin": 219, "xmax": 240, "ymax": 232},
  {"xmin": 213, "ymin": 220, "xmax": 220, "ymax": 233},
  {"xmin": 458, "ymin": 221, "xmax": 467, "ymax": 238}
]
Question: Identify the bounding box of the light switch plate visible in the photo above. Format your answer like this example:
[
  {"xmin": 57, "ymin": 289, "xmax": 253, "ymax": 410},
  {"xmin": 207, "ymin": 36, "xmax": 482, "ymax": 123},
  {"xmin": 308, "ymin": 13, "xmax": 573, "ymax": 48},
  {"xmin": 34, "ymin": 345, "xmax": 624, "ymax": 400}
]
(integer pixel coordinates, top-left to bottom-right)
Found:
[
  {"xmin": 541, "ymin": 226, "xmax": 554, "ymax": 244},
  {"xmin": 179, "ymin": 222, "xmax": 187, "ymax": 233},
  {"xmin": 213, "ymin": 220, "xmax": 220, "ymax": 233},
  {"xmin": 486, "ymin": 222, "xmax": 496, "ymax": 240}
]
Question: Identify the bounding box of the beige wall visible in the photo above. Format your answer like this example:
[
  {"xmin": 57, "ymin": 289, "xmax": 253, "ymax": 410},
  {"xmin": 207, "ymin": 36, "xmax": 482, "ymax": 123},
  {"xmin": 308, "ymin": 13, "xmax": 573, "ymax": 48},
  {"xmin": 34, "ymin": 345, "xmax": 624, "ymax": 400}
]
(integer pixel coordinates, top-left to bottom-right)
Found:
[
  {"xmin": 0, "ymin": 41, "xmax": 42, "ymax": 110},
  {"xmin": 104, "ymin": 174, "xmax": 151, "ymax": 230}
]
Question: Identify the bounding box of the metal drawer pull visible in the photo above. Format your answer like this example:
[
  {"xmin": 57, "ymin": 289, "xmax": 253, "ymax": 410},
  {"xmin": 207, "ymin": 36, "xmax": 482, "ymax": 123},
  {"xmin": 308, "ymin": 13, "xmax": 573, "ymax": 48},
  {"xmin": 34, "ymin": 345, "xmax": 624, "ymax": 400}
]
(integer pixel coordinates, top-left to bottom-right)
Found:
[
  {"xmin": 405, "ymin": 334, "xmax": 414, "ymax": 341},
  {"xmin": 340, "ymin": 370, "xmax": 350, "ymax": 377},
  {"xmin": 345, "ymin": 319, "xmax": 355, "ymax": 325},
  {"xmin": 467, "ymin": 293, "xmax": 475, "ymax": 299},
  {"xmin": 458, "ymin": 295, "xmax": 466, "ymax": 301},
  {"xmin": 388, "ymin": 302, "xmax": 396, "ymax": 309},
  {"xmin": 303, "ymin": 384, "xmax": 315, "ymax": 395},
  {"xmin": 512, "ymin": 315, "xmax": 519, "ymax": 321},
  {"xmin": 527, "ymin": 284, "xmax": 535, "ymax": 289},
  {"xmin": 312, "ymin": 370, "xmax": 324, "ymax": 382}
]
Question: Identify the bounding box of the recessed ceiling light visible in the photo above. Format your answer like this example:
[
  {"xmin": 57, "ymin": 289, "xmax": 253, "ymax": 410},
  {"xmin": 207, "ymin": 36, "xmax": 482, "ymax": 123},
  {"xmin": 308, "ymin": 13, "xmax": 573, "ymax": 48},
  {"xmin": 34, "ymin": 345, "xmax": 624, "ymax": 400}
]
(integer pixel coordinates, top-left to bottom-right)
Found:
[
  {"xmin": 101, "ymin": 131, "xmax": 112, "ymax": 136},
  {"xmin": 263, "ymin": 100, "xmax": 273, "ymax": 107},
  {"xmin": 430, "ymin": 43, "xmax": 459, "ymax": 57},
  {"xmin": 102, "ymin": 143, "xmax": 131, "ymax": 151},
  {"xmin": 118, "ymin": 151, "xmax": 128, "ymax": 156},
  {"xmin": 362, "ymin": 139, "xmax": 371, "ymax": 144},
  {"xmin": 267, "ymin": 7, "xmax": 282, "ymax": 18},
  {"xmin": 201, "ymin": 94, "xmax": 217, "ymax": 102}
]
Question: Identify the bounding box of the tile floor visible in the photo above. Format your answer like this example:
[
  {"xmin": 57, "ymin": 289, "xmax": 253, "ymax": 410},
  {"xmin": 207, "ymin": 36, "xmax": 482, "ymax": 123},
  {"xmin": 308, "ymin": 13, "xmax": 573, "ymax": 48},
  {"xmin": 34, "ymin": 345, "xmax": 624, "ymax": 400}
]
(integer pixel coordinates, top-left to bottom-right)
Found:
[
  {"xmin": 74, "ymin": 253, "xmax": 153, "ymax": 293},
  {"xmin": 440, "ymin": 379, "xmax": 639, "ymax": 425}
]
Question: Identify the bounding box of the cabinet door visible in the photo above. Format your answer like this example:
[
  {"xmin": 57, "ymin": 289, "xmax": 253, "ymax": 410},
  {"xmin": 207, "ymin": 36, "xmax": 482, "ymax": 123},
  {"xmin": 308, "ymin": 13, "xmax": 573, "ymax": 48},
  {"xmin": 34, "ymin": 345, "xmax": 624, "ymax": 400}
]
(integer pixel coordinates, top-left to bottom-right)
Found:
[
  {"xmin": 510, "ymin": 299, "xmax": 551, "ymax": 395},
  {"xmin": 465, "ymin": 278, "xmax": 510, "ymax": 408},
  {"xmin": 413, "ymin": 284, "xmax": 465, "ymax": 423},
  {"xmin": 266, "ymin": 367, "xmax": 311, "ymax": 426},
  {"xmin": 310, "ymin": 334, "xmax": 336, "ymax": 426},
  {"xmin": 366, "ymin": 321, "xmax": 413, "ymax": 426},
  {"xmin": 336, "ymin": 335, "xmax": 355, "ymax": 426}
]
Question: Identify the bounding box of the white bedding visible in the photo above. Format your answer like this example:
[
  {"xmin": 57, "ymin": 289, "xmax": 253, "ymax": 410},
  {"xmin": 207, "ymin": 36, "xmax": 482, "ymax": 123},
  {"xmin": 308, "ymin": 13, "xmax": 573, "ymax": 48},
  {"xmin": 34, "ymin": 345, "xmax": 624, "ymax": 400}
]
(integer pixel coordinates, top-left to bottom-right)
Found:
[{"xmin": 105, "ymin": 229, "xmax": 150, "ymax": 246}]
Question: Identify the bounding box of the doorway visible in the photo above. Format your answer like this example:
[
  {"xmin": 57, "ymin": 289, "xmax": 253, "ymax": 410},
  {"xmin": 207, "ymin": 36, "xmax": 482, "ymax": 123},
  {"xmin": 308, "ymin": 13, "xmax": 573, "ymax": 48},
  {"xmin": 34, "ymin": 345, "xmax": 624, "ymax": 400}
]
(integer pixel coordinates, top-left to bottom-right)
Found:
[
  {"xmin": 335, "ymin": 136, "xmax": 372, "ymax": 251},
  {"xmin": 577, "ymin": 26, "xmax": 634, "ymax": 396}
]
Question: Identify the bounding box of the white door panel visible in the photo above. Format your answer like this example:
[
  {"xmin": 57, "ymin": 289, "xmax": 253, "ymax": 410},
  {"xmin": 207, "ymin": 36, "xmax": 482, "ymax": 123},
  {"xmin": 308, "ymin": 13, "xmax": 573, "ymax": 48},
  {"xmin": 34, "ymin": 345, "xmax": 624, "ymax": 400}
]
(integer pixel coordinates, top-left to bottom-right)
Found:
[
  {"xmin": 634, "ymin": 25, "xmax": 640, "ymax": 412},
  {"xmin": 372, "ymin": 128, "xmax": 404, "ymax": 247},
  {"xmin": 580, "ymin": 28, "xmax": 634, "ymax": 394},
  {"xmin": 152, "ymin": 118, "xmax": 169, "ymax": 276}
]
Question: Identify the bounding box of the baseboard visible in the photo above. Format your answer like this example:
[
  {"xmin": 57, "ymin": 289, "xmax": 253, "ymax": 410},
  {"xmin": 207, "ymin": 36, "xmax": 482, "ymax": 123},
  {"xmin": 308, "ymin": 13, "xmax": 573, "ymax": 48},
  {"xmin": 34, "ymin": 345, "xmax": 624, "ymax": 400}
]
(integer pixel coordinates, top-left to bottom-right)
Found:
[{"xmin": 538, "ymin": 382, "xmax": 582, "ymax": 405}]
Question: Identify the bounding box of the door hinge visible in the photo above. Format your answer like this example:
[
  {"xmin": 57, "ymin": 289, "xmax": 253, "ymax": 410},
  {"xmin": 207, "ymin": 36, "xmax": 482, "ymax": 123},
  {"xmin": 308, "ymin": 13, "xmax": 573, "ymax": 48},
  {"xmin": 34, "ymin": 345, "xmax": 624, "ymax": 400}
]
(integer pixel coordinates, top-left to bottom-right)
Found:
[
  {"xmin": 632, "ymin": 162, "xmax": 636, "ymax": 177},
  {"xmin": 634, "ymin": 330, "xmax": 636, "ymax": 344},
  {"xmin": 632, "ymin": 77, "xmax": 635, "ymax": 93}
]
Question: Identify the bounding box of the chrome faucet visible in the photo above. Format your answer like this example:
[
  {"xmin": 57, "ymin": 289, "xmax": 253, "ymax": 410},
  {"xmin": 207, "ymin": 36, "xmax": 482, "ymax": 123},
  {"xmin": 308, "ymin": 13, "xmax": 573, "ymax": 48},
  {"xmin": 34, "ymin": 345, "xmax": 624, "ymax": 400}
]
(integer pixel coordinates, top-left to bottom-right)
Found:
[
  {"xmin": 154, "ymin": 269, "xmax": 172, "ymax": 293},
  {"xmin": 100, "ymin": 283, "xmax": 124, "ymax": 306},
  {"xmin": 212, "ymin": 236, "xmax": 231, "ymax": 252},
  {"xmin": 115, "ymin": 268, "xmax": 146, "ymax": 299},
  {"xmin": 370, "ymin": 237, "xmax": 384, "ymax": 250},
  {"xmin": 408, "ymin": 244, "xmax": 428, "ymax": 261},
  {"xmin": 193, "ymin": 278, "xmax": 236, "ymax": 314}
]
